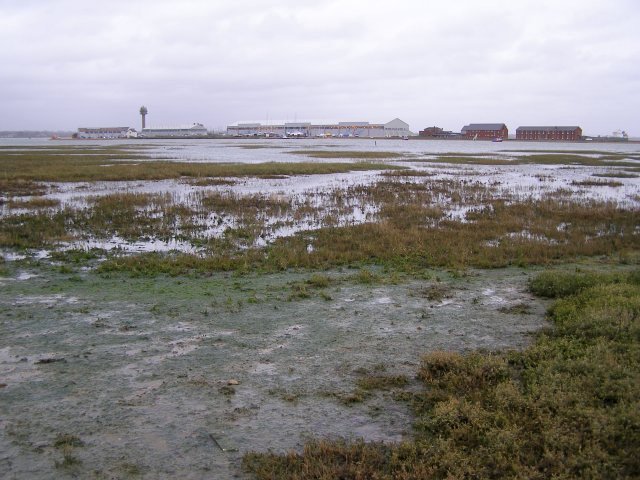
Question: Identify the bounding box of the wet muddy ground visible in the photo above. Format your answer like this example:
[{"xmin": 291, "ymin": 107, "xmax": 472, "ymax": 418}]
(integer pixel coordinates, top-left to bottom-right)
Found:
[
  {"xmin": 1, "ymin": 139, "xmax": 637, "ymax": 478},
  {"xmin": 1, "ymin": 265, "xmax": 549, "ymax": 479},
  {"xmin": 3, "ymin": 140, "xmax": 640, "ymax": 247}
]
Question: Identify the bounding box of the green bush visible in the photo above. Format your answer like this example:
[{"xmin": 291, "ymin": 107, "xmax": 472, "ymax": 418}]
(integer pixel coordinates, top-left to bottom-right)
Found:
[{"xmin": 528, "ymin": 269, "xmax": 638, "ymax": 298}]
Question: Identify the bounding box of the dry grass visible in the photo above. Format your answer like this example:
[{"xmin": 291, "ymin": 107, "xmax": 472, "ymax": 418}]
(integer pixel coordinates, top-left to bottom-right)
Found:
[
  {"xmin": 290, "ymin": 150, "xmax": 405, "ymax": 159},
  {"xmin": 6, "ymin": 197, "xmax": 61, "ymax": 209},
  {"xmin": 0, "ymin": 179, "xmax": 49, "ymax": 197},
  {"xmin": 593, "ymin": 172, "xmax": 639, "ymax": 179},
  {"xmin": 572, "ymin": 179, "xmax": 624, "ymax": 187}
]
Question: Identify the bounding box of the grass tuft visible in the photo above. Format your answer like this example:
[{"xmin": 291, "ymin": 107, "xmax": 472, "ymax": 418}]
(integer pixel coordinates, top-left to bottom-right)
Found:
[
  {"xmin": 356, "ymin": 375, "xmax": 409, "ymax": 391},
  {"xmin": 290, "ymin": 150, "xmax": 404, "ymax": 159}
]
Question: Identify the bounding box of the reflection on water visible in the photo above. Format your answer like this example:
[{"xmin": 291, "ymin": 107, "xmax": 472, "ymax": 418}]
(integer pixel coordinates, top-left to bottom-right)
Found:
[{"xmin": 2, "ymin": 136, "xmax": 640, "ymax": 163}]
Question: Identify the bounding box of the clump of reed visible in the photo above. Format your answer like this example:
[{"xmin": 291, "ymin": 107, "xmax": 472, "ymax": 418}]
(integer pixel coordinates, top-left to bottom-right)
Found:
[
  {"xmin": 81, "ymin": 192, "xmax": 195, "ymax": 241},
  {"xmin": 528, "ymin": 269, "xmax": 639, "ymax": 298},
  {"xmin": 198, "ymin": 191, "xmax": 292, "ymax": 218},
  {"xmin": 243, "ymin": 270, "xmax": 640, "ymax": 479},
  {"xmin": 0, "ymin": 210, "xmax": 72, "ymax": 248},
  {"xmin": 0, "ymin": 178, "xmax": 48, "ymax": 197},
  {"xmin": 290, "ymin": 150, "xmax": 404, "ymax": 159},
  {"xmin": 382, "ymin": 170, "xmax": 439, "ymax": 177},
  {"xmin": 0, "ymin": 256, "xmax": 8, "ymax": 276},
  {"xmin": 98, "ymin": 251, "xmax": 266, "ymax": 276},
  {"xmin": 184, "ymin": 178, "xmax": 237, "ymax": 187},
  {"xmin": 593, "ymin": 172, "xmax": 639, "ymax": 179},
  {"xmin": 235, "ymin": 144, "xmax": 272, "ymax": 149},
  {"xmin": 571, "ymin": 178, "xmax": 624, "ymax": 187},
  {"xmin": 355, "ymin": 374, "xmax": 409, "ymax": 391},
  {"xmin": 53, "ymin": 433, "xmax": 84, "ymax": 470},
  {"xmin": 419, "ymin": 152, "xmax": 640, "ymax": 168},
  {"xmin": 6, "ymin": 197, "xmax": 60, "ymax": 209},
  {"xmin": 338, "ymin": 177, "xmax": 496, "ymax": 208}
]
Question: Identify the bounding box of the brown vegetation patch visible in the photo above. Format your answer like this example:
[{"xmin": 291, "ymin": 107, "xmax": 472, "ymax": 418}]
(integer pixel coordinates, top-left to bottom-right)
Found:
[{"xmin": 290, "ymin": 150, "xmax": 404, "ymax": 159}]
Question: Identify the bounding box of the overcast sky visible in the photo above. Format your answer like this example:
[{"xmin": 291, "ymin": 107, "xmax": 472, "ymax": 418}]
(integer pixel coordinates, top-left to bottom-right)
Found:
[{"xmin": 1, "ymin": 0, "xmax": 638, "ymax": 135}]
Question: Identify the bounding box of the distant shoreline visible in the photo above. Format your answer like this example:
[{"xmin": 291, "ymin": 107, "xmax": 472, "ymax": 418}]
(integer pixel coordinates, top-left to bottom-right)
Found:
[{"xmin": 0, "ymin": 135, "xmax": 637, "ymax": 144}]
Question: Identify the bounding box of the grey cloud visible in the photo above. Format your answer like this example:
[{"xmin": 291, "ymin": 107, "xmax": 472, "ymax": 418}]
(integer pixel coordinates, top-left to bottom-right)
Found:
[{"xmin": 0, "ymin": 0, "xmax": 639, "ymax": 134}]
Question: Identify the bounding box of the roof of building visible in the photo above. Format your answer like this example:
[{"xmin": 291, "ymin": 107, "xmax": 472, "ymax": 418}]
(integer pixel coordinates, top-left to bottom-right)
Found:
[
  {"xmin": 516, "ymin": 126, "xmax": 581, "ymax": 132},
  {"xmin": 462, "ymin": 123, "xmax": 507, "ymax": 132},
  {"xmin": 284, "ymin": 122, "xmax": 312, "ymax": 127},
  {"xmin": 227, "ymin": 119, "xmax": 406, "ymax": 129},
  {"xmin": 228, "ymin": 120, "xmax": 341, "ymax": 127},
  {"xmin": 142, "ymin": 123, "xmax": 206, "ymax": 131},
  {"xmin": 385, "ymin": 118, "xmax": 410, "ymax": 129},
  {"xmin": 78, "ymin": 127, "xmax": 130, "ymax": 132}
]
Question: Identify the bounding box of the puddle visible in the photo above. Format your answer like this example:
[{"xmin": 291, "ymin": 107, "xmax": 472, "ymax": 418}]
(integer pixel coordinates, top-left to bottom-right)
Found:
[
  {"xmin": 15, "ymin": 272, "xmax": 38, "ymax": 281},
  {"xmin": 13, "ymin": 294, "xmax": 79, "ymax": 306}
]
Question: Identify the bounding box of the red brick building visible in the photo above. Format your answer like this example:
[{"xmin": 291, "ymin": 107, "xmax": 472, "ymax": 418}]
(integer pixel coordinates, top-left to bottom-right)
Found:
[
  {"xmin": 516, "ymin": 126, "xmax": 582, "ymax": 141},
  {"xmin": 420, "ymin": 126, "xmax": 444, "ymax": 137},
  {"xmin": 418, "ymin": 126, "xmax": 459, "ymax": 138},
  {"xmin": 461, "ymin": 123, "xmax": 508, "ymax": 140}
]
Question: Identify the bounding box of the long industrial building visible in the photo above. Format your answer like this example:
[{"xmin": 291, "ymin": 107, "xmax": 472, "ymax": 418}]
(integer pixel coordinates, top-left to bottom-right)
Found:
[
  {"xmin": 77, "ymin": 127, "xmax": 137, "ymax": 139},
  {"xmin": 461, "ymin": 123, "xmax": 509, "ymax": 140},
  {"xmin": 226, "ymin": 118, "xmax": 410, "ymax": 138},
  {"xmin": 141, "ymin": 123, "xmax": 208, "ymax": 137},
  {"xmin": 516, "ymin": 126, "xmax": 582, "ymax": 141}
]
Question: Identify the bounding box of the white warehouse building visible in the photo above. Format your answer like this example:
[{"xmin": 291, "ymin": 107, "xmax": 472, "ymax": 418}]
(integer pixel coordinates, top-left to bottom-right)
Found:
[
  {"xmin": 227, "ymin": 118, "xmax": 410, "ymax": 138},
  {"xmin": 141, "ymin": 123, "xmax": 208, "ymax": 137},
  {"xmin": 77, "ymin": 127, "xmax": 137, "ymax": 139}
]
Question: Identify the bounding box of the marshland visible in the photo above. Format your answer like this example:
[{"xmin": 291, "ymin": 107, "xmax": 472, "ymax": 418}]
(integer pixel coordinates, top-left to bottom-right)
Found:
[{"xmin": 1, "ymin": 138, "xmax": 639, "ymax": 479}]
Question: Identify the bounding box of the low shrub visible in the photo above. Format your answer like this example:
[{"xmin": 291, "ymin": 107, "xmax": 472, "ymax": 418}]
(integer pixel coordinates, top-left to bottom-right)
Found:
[{"xmin": 244, "ymin": 270, "xmax": 640, "ymax": 479}]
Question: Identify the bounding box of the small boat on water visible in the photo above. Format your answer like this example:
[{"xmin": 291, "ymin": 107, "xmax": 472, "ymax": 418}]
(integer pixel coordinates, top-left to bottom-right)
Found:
[{"xmin": 492, "ymin": 137, "xmax": 503, "ymax": 142}]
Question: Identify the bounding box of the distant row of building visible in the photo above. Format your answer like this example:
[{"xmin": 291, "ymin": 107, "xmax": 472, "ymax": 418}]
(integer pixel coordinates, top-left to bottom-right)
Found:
[
  {"xmin": 226, "ymin": 118, "xmax": 411, "ymax": 138},
  {"xmin": 77, "ymin": 109, "xmax": 626, "ymax": 142},
  {"xmin": 419, "ymin": 124, "xmax": 584, "ymax": 141},
  {"xmin": 76, "ymin": 123, "xmax": 208, "ymax": 139},
  {"xmin": 77, "ymin": 117, "xmax": 412, "ymax": 140}
]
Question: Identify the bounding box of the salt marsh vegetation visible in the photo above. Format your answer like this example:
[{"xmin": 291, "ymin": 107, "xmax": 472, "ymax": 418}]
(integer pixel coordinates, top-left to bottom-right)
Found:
[
  {"xmin": 244, "ymin": 270, "xmax": 640, "ymax": 479},
  {"xmin": 0, "ymin": 146, "xmax": 397, "ymax": 183},
  {"xmin": 290, "ymin": 150, "xmax": 405, "ymax": 159},
  {"xmin": 1, "ymin": 139, "xmax": 639, "ymax": 478}
]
